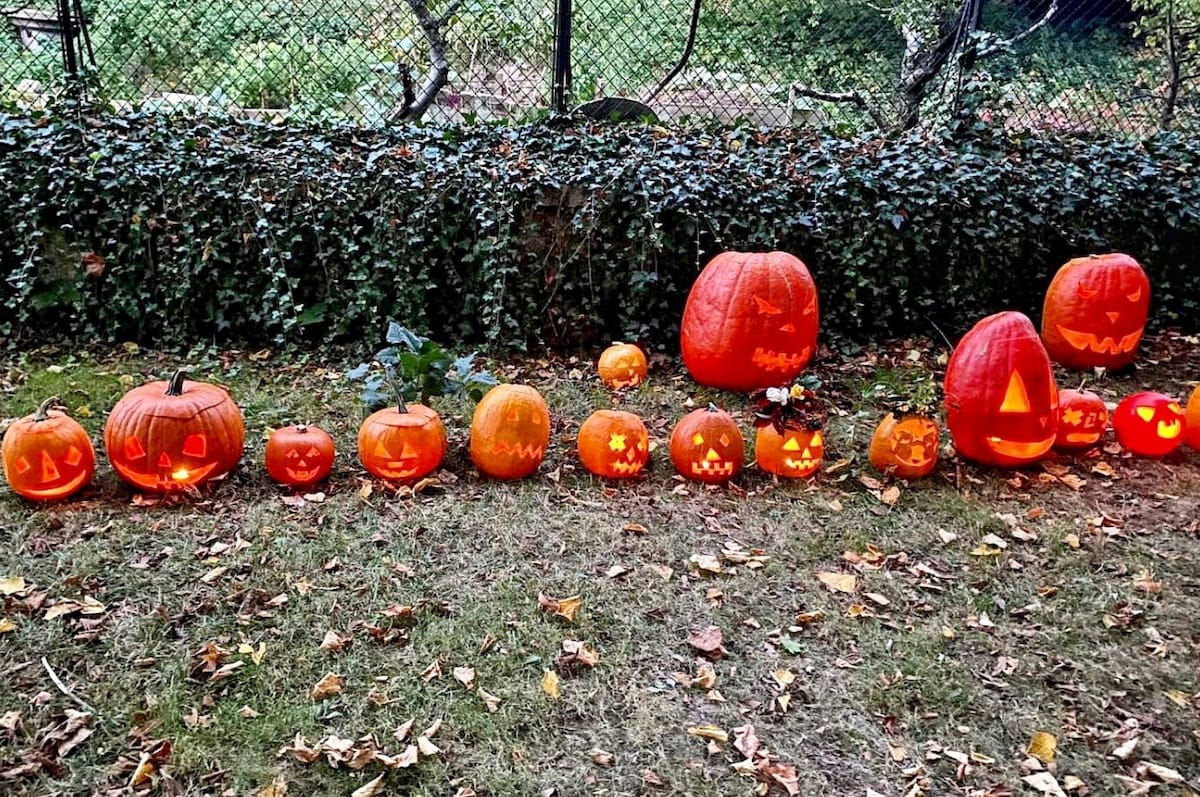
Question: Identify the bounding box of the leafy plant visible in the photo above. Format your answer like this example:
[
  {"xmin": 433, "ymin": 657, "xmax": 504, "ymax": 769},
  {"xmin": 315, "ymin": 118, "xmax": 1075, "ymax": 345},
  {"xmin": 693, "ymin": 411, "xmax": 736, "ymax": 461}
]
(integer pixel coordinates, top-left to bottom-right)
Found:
[{"xmin": 750, "ymin": 376, "xmax": 827, "ymax": 432}]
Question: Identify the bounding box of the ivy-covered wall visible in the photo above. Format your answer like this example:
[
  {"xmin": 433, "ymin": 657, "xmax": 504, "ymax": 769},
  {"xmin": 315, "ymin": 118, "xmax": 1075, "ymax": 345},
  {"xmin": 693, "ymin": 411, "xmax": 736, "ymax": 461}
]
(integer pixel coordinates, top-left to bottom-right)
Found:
[{"xmin": 2, "ymin": 109, "xmax": 1198, "ymax": 351}]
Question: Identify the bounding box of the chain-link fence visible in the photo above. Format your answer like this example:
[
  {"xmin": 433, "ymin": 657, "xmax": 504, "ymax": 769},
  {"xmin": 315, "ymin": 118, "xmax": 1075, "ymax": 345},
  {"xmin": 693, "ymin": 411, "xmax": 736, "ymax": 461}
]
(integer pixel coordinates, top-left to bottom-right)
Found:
[{"xmin": 1, "ymin": 0, "xmax": 1196, "ymax": 134}]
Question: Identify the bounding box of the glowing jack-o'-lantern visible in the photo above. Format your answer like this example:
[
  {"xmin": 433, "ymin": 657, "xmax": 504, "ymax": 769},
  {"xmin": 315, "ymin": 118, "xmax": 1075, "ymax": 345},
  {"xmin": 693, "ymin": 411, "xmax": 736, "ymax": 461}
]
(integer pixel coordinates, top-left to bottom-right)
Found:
[
  {"xmin": 265, "ymin": 424, "xmax": 335, "ymax": 487},
  {"xmin": 2, "ymin": 397, "xmax": 96, "ymax": 501},
  {"xmin": 104, "ymin": 370, "xmax": 244, "ymax": 493},
  {"xmin": 1041, "ymin": 253, "xmax": 1150, "ymax": 371},
  {"xmin": 1185, "ymin": 385, "xmax": 1200, "ymax": 452},
  {"xmin": 756, "ymin": 424, "xmax": 823, "ymax": 478},
  {"xmin": 869, "ymin": 413, "xmax": 939, "ymax": 480},
  {"xmin": 357, "ymin": 402, "xmax": 445, "ymax": 482},
  {"xmin": 680, "ymin": 251, "xmax": 820, "ymax": 392},
  {"xmin": 577, "ymin": 410, "xmax": 649, "ymax": 478},
  {"xmin": 670, "ymin": 405, "xmax": 745, "ymax": 484},
  {"xmin": 1053, "ymin": 389, "xmax": 1109, "ymax": 451},
  {"xmin": 597, "ymin": 343, "xmax": 648, "ymax": 389},
  {"xmin": 470, "ymin": 384, "xmax": 551, "ymax": 480},
  {"xmin": 945, "ymin": 312, "xmax": 1059, "ymax": 468},
  {"xmin": 1113, "ymin": 391, "xmax": 1186, "ymax": 457}
]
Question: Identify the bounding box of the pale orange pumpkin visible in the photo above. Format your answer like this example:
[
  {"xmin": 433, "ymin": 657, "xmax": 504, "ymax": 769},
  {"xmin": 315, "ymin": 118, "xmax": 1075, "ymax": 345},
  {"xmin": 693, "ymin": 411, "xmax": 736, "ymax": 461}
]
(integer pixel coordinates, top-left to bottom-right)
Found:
[
  {"xmin": 868, "ymin": 413, "xmax": 939, "ymax": 479},
  {"xmin": 577, "ymin": 410, "xmax": 649, "ymax": 478},
  {"xmin": 470, "ymin": 384, "xmax": 550, "ymax": 480},
  {"xmin": 597, "ymin": 343, "xmax": 648, "ymax": 389},
  {"xmin": 2, "ymin": 397, "xmax": 96, "ymax": 501}
]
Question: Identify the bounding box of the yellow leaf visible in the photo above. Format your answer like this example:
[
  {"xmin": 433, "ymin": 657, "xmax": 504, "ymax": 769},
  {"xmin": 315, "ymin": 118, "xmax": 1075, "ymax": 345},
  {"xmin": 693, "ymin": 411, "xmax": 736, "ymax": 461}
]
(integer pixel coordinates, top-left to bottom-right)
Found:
[
  {"xmin": 538, "ymin": 592, "xmax": 582, "ymax": 622},
  {"xmin": 0, "ymin": 576, "xmax": 26, "ymax": 596},
  {"xmin": 308, "ymin": 673, "xmax": 343, "ymax": 700},
  {"xmin": 771, "ymin": 669, "xmax": 795, "ymax": 689},
  {"xmin": 541, "ymin": 670, "xmax": 560, "ymax": 699},
  {"xmin": 686, "ymin": 725, "xmax": 728, "ymax": 744},
  {"xmin": 1164, "ymin": 689, "xmax": 1192, "ymax": 707},
  {"xmin": 889, "ymin": 743, "xmax": 908, "ymax": 762},
  {"xmin": 816, "ymin": 571, "xmax": 856, "ymax": 594},
  {"xmin": 1028, "ymin": 731, "xmax": 1057, "ymax": 764},
  {"xmin": 0, "ymin": 617, "xmax": 16, "ymax": 634},
  {"xmin": 259, "ymin": 775, "xmax": 288, "ymax": 797}
]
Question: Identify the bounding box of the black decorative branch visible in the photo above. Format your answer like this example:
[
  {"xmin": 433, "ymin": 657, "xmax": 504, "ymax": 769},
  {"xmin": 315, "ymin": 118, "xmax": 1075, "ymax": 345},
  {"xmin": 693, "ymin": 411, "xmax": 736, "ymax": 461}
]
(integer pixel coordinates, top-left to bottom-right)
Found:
[{"xmin": 390, "ymin": 0, "xmax": 462, "ymax": 122}]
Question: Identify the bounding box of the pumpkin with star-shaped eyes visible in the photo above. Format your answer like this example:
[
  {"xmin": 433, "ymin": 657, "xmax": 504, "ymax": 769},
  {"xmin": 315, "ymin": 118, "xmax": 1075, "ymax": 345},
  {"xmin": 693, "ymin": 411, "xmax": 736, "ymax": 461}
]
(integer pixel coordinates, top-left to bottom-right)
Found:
[
  {"xmin": 1186, "ymin": 385, "xmax": 1200, "ymax": 452},
  {"xmin": 597, "ymin": 343, "xmax": 648, "ymax": 390},
  {"xmin": 266, "ymin": 424, "xmax": 336, "ymax": 487},
  {"xmin": 470, "ymin": 384, "xmax": 550, "ymax": 480},
  {"xmin": 756, "ymin": 424, "xmax": 823, "ymax": 478},
  {"xmin": 1041, "ymin": 253, "xmax": 1150, "ymax": 371},
  {"xmin": 2, "ymin": 397, "xmax": 96, "ymax": 501},
  {"xmin": 1053, "ymin": 389, "xmax": 1108, "ymax": 451},
  {"xmin": 680, "ymin": 251, "xmax": 819, "ymax": 392},
  {"xmin": 869, "ymin": 413, "xmax": 939, "ymax": 480},
  {"xmin": 1113, "ymin": 391, "xmax": 1186, "ymax": 457},
  {"xmin": 357, "ymin": 401, "xmax": 446, "ymax": 482},
  {"xmin": 577, "ymin": 410, "xmax": 649, "ymax": 478},
  {"xmin": 670, "ymin": 404, "xmax": 744, "ymax": 484}
]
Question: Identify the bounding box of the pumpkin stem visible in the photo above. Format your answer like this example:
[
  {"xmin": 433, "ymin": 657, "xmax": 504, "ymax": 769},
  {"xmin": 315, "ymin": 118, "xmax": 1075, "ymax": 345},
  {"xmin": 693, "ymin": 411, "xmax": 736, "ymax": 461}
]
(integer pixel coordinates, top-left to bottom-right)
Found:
[
  {"xmin": 295, "ymin": 424, "xmax": 308, "ymax": 433},
  {"xmin": 34, "ymin": 396, "xmax": 62, "ymax": 421},
  {"xmin": 397, "ymin": 397, "xmax": 409, "ymax": 414},
  {"xmin": 706, "ymin": 402, "xmax": 719, "ymax": 413},
  {"xmin": 165, "ymin": 369, "xmax": 188, "ymax": 397}
]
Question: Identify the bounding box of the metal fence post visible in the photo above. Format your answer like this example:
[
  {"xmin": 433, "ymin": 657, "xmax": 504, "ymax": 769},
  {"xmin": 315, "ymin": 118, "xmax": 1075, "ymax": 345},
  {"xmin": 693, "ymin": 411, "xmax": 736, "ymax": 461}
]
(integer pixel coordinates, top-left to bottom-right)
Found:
[{"xmin": 551, "ymin": 0, "xmax": 572, "ymax": 113}]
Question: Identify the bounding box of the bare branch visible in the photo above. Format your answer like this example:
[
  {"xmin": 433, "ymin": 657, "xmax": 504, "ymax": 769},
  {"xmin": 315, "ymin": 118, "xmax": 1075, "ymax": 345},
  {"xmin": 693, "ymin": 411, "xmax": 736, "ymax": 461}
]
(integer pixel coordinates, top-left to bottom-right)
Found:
[
  {"xmin": 790, "ymin": 82, "xmax": 890, "ymax": 130},
  {"xmin": 389, "ymin": 0, "xmax": 462, "ymax": 122},
  {"xmin": 976, "ymin": 0, "xmax": 1059, "ymax": 59}
]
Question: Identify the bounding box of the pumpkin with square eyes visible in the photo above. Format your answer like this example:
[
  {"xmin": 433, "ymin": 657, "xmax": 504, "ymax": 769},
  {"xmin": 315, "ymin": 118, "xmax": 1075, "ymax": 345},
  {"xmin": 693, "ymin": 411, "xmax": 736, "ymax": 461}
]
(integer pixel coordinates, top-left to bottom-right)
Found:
[
  {"xmin": 2, "ymin": 397, "xmax": 96, "ymax": 501},
  {"xmin": 597, "ymin": 343, "xmax": 648, "ymax": 390},
  {"xmin": 945, "ymin": 312, "xmax": 1059, "ymax": 468},
  {"xmin": 1041, "ymin": 253, "xmax": 1150, "ymax": 371},
  {"xmin": 104, "ymin": 369, "xmax": 244, "ymax": 493},
  {"xmin": 869, "ymin": 413, "xmax": 939, "ymax": 480},
  {"xmin": 1113, "ymin": 391, "xmax": 1186, "ymax": 457},
  {"xmin": 357, "ymin": 402, "xmax": 445, "ymax": 482},
  {"xmin": 470, "ymin": 384, "xmax": 550, "ymax": 480},
  {"xmin": 756, "ymin": 424, "xmax": 823, "ymax": 478},
  {"xmin": 1186, "ymin": 385, "xmax": 1200, "ymax": 452},
  {"xmin": 680, "ymin": 251, "xmax": 819, "ymax": 392},
  {"xmin": 577, "ymin": 410, "xmax": 649, "ymax": 478},
  {"xmin": 670, "ymin": 405, "xmax": 744, "ymax": 484},
  {"xmin": 265, "ymin": 424, "xmax": 335, "ymax": 487},
  {"xmin": 1053, "ymin": 389, "xmax": 1109, "ymax": 451}
]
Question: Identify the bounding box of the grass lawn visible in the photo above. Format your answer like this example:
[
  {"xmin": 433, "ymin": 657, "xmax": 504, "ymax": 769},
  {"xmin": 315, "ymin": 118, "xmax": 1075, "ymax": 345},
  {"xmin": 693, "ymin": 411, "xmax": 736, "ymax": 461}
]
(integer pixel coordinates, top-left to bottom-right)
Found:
[{"xmin": 1, "ymin": 335, "xmax": 1199, "ymax": 797}]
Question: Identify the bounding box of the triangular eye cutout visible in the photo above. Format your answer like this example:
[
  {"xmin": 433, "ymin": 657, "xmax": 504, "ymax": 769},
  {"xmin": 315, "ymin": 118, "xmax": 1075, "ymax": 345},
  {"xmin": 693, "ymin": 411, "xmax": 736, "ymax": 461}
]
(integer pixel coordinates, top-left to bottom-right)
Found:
[
  {"xmin": 157, "ymin": 452, "xmax": 172, "ymax": 468},
  {"xmin": 124, "ymin": 436, "xmax": 147, "ymax": 460},
  {"xmin": 1136, "ymin": 406, "xmax": 1155, "ymax": 422},
  {"xmin": 13, "ymin": 456, "xmax": 32, "ymax": 475},
  {"xmin": 373, "ymin": 440, "xmax": 391, "ymax": 458},
  {"xmin": 64, "ymin": 446, "xmax": 83, "ymax": 467},
  {"xmin": 753, "ymin": 295, "xmax": 783, "ymax": 315},
  {"xmin": 40, "ymin": 451, "xmax": 60, "ymax": 481},
  {"xmin": 782, "ymin": 437, "xmax": 801, "ymax": 451},
  {"xmin": 400, "ymin": 442, "xmax": 418, "ymax": 460},
  {"xmin": 1000, "ymin": 372, "xmax": 1031, "ymax": 413},
  {"xmin": 811, "ymin": 432, "xmax": 824, "ymax": 447},
  {"xmin": 182, "ymin": 434, "xmax": 207, "ymax": 458}
]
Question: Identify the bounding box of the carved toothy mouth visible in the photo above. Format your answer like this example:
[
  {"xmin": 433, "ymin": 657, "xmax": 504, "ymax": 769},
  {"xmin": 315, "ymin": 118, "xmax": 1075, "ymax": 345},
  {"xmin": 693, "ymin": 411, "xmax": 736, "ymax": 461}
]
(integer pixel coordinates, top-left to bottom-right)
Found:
[
  {"xmin": 691, "ymin": 460, "xmax": 734, "ymax": 477},
  {"xmin": 1064, "ymin": 432, "xmax": 1101, "ymax": 445},
  {"xmin": 285, "ymin": 467, "xmax": 323, "ymax": 482},
  {"xmin": 609, "ymin": 374, "xmax": 642, "ymax": 388},
  {"xmin": 782, "ymin": 457, "xmax": 820, "ymax": 471},
  {"xmin": 16, "ymin": 470, "xmax": 91, "ymax": 500},
  {"xmin": 492, "ymin": 442, "xmax": 545, "ymax": 459},
  {"xmin": 1157, "ymin": 420, "xmax": 1182, "ymax": 439},
  {"xmin": 608, "ymin": 460, "xmax": 644, "ymax": 475},
  {"xmin": 1056, "ymin": 327, "xmax": 1142, "ymax": 356},
  {"xmin": 752, "ymin": 347, "xmax": 811, "ymax": 372},
  {"xmin": 985, "ymin": 436, "xmax": 1055, "ymax": 460}
]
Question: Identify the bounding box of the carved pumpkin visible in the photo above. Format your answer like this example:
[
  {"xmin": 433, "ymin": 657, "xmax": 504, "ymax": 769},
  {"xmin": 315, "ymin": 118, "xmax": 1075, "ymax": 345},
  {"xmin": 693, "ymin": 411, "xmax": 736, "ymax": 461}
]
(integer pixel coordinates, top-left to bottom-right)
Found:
[
  {"xmin": 2, "ymin": 397, "xmax": 96, "ymax": 501},
  {"xmin": 1054, "ymin": 389, "xmax": 1108, "ymax": 451},
  {"xmin": 1113, "ymin": 391, "xmax": 1186, "ymax": 457},
  {"xmin": 1186, "ymin": 385, "xmax": 1200, "ymax": 452},
  {"xmin": 756, "ymin": 424, "xmax": 823, "ymax": 478},
  {"xmin": 1041, "ymin": 253, "xmax": 1150, "ymax": 371},
  {"xmin": 265, "ymin": 424, "xmax": 335, "ymax": 487},
  {"xmin": 680, "ymin": 251, "xmax": 819, "ymax": 392},
  {"xmin": 597, "ymin": 343, "xmax": 648, "ymax": 389},
  {"xmin": 944, "ymin": 312, "xmax": 1059, "ymax": 468},
  {"xmin": 104, "ymin": 370, "xmax": 244, "ymax": 492},
  {"xmin": 470, "ymin": 384, "xmax": 550, "ymax": 480},
  {"xmin": 868, "ymin": 413, "xmax": 939, "ymax": 480},
  {"xmin": 669, "ymin": 405, "xmax": 744, "ymax": 484},
  {"xmin": 357, "ymin": 402, "xmax": 445, "ymax": 482},
  {"xmin": 577, "ymin": 410, "xmax": 649, "ymax": 478}
]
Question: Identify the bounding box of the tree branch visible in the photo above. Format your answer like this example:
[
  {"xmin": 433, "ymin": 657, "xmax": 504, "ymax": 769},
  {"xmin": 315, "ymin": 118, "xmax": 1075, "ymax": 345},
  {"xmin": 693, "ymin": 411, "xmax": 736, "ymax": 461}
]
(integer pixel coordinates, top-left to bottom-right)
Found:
[
  {"xmin": 790, "ymin": 83, "xmax": 890, "ymax": 130},
  {"xmin": 976, "ymin": 0, "xmax": 1059, "ymax": 59},
  {"xmin": 389, "ymin": 0, "xmax": 462, "ymax": 122}
]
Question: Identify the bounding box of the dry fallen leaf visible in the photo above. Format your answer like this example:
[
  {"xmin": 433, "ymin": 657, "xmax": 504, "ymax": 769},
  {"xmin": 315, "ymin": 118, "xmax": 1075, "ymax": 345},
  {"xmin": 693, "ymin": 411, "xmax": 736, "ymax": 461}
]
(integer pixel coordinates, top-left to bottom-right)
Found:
[
  {"xmin": 732, "ymin": 724, "xmax": 759, "ymax": 759},
  {"xmin": 1021, "ymin": 771, "xmax": 1067, "ymax": 797},
  {"xmin": 319, "ymin": 630, "xmax": 351, "ymax": 653},
  {"xmin": 687, "ymin": 724, "xmax": 728, "ymax": 744},
  {"xmin": 687, "ymin": 626, "xmax": 727, "ymax": 658},
  {"xmin": 0, "ymin": 576, "xmax": 26, "ymax": 596},
  {"xmin": 453, "ymin": 666, "xmax": 476, "ymax": 690},
  {"xmin": 816, "ymin": 571, "xmax": 856, "ymax": 594},
  {"xmin": 478, "ymin": 689, "xmax": 501, "ymax": 713},
  {"xmin": 0, "ymin": 617, "xmax": 16, "ymax": 634},
  {"xmin": 308, "ymin": 673, "xmax": 343, "ymax": 700},
  {"xmin": 259, "ymin": 774, "xmax": 288, "ymax": 797},
  {"xmin": 541, "ymin": 670, "xmax": 561, "ymax": 699},
  {"xmin": 1028, "ymin": 731, "xmax": 1058, "ymax": 764},
  {"xmin": 590, "ymin": 747, "xmax": 615, "ymax": 766},
  {"xmin": 538, "ymin": 592, "xmax": 582, "ymax": 622},
  {"xmin": 350, "ymin": 774, "xmax": 386, "ymax": 797}
]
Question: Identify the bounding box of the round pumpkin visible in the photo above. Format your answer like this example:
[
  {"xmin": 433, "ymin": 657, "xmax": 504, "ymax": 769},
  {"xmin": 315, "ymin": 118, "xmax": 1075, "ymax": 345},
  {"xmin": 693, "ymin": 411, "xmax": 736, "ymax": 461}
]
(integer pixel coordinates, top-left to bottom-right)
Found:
[
  {"xmin": 470, "ymin": 384, "xmax": 550, "ymax": 480},
  {"xmin": 2, "ymin": 397, "xmax": 96, "ymax": 501},
  {"xmin": 944, "ymin": 312, "xmax": 1059, "ymax": 468},
  {"xmin": 597, "ymin": 343, "xmax": 648, "ymax": 390},
  {"xmin": 756, "ymin": 424, "xmax": 823, "ymax": 478},
  {"xmin": 577, "ymin": 410, "xmax": 649, "ymax": 478},
  {"xmin": 266, "ymin": 424, "xmax": 335, "ymax": 487},
  {"xmin": 357, "ymin": 403, "xmax": 445, "ymax": 482},
  {"xmin": 1041, "ymin": 253, "xmax": 1150, "ymax": 371},
  {"xmin": 680, "ymin": 251, "xmax": 819, "ymax": 392},
  {"xmin": 1185, "ymin": 385, "xmax": 1200, "ymax": 452},
  {"xmin": 868, "ymin": 413, "xmax": 939, "ymax": 480},
  {"xmin": 1054, "ymin": 389, "xmax": 1108, "ymax": 451},
  {"xmin": 669, "ymin": 405, "xmax": 744, "ymax": 484},
  {"xmin": 1113, "ymin": 391, "xmax": 1185, "ymax": 457},
  {"xmin": 104, "ymin": 369, "xmax": 245, "ymax": 493}
]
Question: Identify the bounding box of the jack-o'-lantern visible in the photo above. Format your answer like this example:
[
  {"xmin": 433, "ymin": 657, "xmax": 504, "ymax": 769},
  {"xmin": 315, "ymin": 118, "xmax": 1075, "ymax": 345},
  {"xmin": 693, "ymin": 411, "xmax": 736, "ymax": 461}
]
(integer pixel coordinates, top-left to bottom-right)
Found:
[
  {"xmin": 2, "ymin": 397, "xmax": 96, "ymax": 501},
  {"xmin": 266, "ymin": 424, "xmax": 335, "ymax": 487},
  {"xmin": 104, "ymin": 370, "xmax": 244, "ymax": 492},
  {"xmin": 1054, "ymin": 389, "xmax": 1108, "ymax": 451},
  {"xmin": 470, "ymin": 384, "xmax": 550, "ymax": 480},
  {"xmin": 1041, "ymin": 253, "xmax": 1150, "ymax": 371},
  {"xmin": 597, "ymin": 343, "xmax": 648, "ymax": 389},
  {"xmin": 868, "ymin": 413, "xmax": 939, "ymax": 480},
  {"xmin": 680, "ymin": 251, "xmax": 820, "ymax": 392},
  {"xmin": 1113, "ymin": 391, "xmax": 1186, "ymax": 457},
  {"xmin": 577, "ymin": 410, "xmax": 649, "ymax": 478},
  {"xmin": 670, "ymin": 404, "xmax": 744, "ymax": 484},
  {"xmin": 357, "ymin": 402, "xmax": 445, "ymax": 482},
  {"xmin": 945, "ymin": 312, "xmax": 1059, "ymax": 468},
  {"xmin": 756, "ymin": 424, "xmax": 823, "ymax": 478},
  {"xmin": 1185, "ymin": 385, "xmax": 1200, "ymax": 451}
]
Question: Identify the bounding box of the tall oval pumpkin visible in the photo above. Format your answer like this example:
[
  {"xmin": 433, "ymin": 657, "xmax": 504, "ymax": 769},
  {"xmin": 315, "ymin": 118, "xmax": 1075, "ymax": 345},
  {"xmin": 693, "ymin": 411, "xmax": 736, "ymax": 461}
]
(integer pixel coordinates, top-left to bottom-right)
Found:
[
  {"xmin": 469, "ymin": 384, "xmax": 550, "ymax": 480},
  {"xmin": 1041, "ymin": 253, "xmax": 1150, "ymax": 371}
]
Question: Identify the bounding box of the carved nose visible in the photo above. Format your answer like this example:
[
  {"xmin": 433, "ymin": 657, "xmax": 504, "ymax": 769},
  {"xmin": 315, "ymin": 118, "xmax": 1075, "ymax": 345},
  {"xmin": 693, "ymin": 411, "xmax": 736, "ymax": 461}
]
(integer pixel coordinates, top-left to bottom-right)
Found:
[
  {"xmin": 1106, "ymin": 311, "xmax": 1120, "ymax": 323},
  {"xmin": 705, "ymin": 448, "xmax": 721, "ymax": 462}
]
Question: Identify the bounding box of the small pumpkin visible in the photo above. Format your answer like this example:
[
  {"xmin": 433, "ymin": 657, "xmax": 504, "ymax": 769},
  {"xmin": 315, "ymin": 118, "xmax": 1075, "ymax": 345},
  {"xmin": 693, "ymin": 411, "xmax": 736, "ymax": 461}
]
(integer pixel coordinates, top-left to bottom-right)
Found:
[
  {"xmin": 869, "ymin": 413, "xmax": 939, "ymax": 480},
  {"xmin": 104, "ymin": 369, "xmax": 244, "ymax": 493},
  {"xmin": 577, "ymin": 410, "xmax": 649, "ymax": 478},
  {"xmin": 266, "ymin": 424, "xmax": 335, "ymax": 487},
  {"xmin": 1054, "ymin": 389, "xmax": 1108, "ymax": 451},
  {"xmin": 670, "ymin": 404, "xmax": 744, "ymax": 484},
  {"xmin": 1113, "ymin": 391, "xmax": 1185, "ymax": 457},
  {"xmin": 2, "ymin": 397, "xmax": 96, "ymax": 501},
  {"xmin": 358, "ymin": 401, "xmax": 446, "ymax": 482},
  {"xmin": 597, "ymin": 343, "xmax": 648, "ymax": 389},
  {"xmin": 1041, "ymin": 253, "xmax": 1150, "ymax": 371},
  {"xmin": 1185, "ymin": 385, "xmax": 1200, "ymax": 452},
  {"xmin": 756, "ymin": 424, "xmax": 823, "ymax": 478},
  {"xmin": 470, "ymin": 384, "xmax": 551, "ymax": 480}
]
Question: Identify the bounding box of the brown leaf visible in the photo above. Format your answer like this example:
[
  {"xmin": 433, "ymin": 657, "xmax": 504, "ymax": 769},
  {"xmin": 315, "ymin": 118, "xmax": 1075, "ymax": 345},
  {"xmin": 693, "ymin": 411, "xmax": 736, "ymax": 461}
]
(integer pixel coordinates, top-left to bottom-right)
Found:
[
  {"xmin": 686, "ymin": 724, "xmax": 728, "ymax": 744},
  {"xmin": 82, "ymin": 252, "xmax": 106, "ymax": 278},
  {"xmin": 537, "ymin": 592, "xmax": 582, "ymax": 622},
  {"xmin": 416, "ymin": 736, "xmax": 441, "ymax": 757},
  {"xmin": 128, "ymin": 739, "xmax": 172, "ymax": 788},
  {"xmin": 259, "ymin": 774, "xmax": 288, "ymax": 797},
  {"xmin": 478, "ymin": 689, "xmax": 501, "ymax": 713},
  {"xmin": 319, "ymin": 630, "xmax": 351, "ymax": 653},
  {"xmin": 687, "ymin": 626, "xmax": 727, "ymax": 659},
  {"xmin": 590, "ymin": 747, "xmax": 615, "ymax": 766},
  {"xmin": 420, "ymin": 660, "xmax": 442, "ymax": 682},
  {"xmin": 308, "ymin": 673, "xmax": 343, "ymax": 700},
  {"xmin": 279, "ymin": 733, "xmax": 321, "ymax": 764},
  {"xmin": 0, "ymin": 576, "xmax": 26, "ymax": 596},
  {"xmin": 453, "ymin": 666, "xmax": 476, "ymax": 690},
  {"xmin": 350, "ymin": 774, "xmax": 386, "ymax": 797},
  {"xmin": 392, "ymin": 719, "xmax": 414, "ymax": 744},
  {"xmin": 816, "ymin": 571, "xmax": 857, "ymax": 593},
  {"xmin": 733, "ymin": 724, "xmax": 759, "ymax": 759}
]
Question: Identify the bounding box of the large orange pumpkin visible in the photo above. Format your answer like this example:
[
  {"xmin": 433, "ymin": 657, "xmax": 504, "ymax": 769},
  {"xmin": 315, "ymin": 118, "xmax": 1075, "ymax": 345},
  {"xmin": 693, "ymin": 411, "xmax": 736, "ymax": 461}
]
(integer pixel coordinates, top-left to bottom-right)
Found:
[
  {"xmin": 1113, "ymin": 391, "xmax": 1185, "ymax": 457},
  {"xmin": 1186, "ymin": 385, "xmax": 1200, "ymax": 452},
  {"xmin": 669, "ymin": 405, "xmax": 744, "ymax": 484},
  {"xmin": 868, "ymin": 413, "xmax": 939, "ymax": 480},
  {"xmin": 266, "ymin": 424, "xmax": 336, "ymax": 487},
  {"xmin": 680, "ymin": 251, "xmax": 819, "ymax": 392},
  {"xmin": 357, "ymin": 402, "xmax": 445, "ymax": 482},
  {"xmin": 469, "ymin": 384, "xmax": 550, "ymax": 480},
  {"xmin": 944, "ymin": 312, "xmax": 1058, "ymax": 468},
  {"xmin": 1054, "ymin": 389, "xmax": 1108, "ymax": 451},
  {"xmin": 1041, "ymin": 253, "xmax": 1150, "ymax": 371},
  {"xmin": 104, "ymin": 370, "xmax": 245, "ymax": 492},
  {"xmin": 2, "ymin": 397, "xmax": 96, "ymax": 501},
  {"xmin": 577, "ymin": 410, "xmax": 649, "ymax": 478},
  {"xmin": 597, "ymin": 343, "xmax": 648, "ymax": 389}
]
